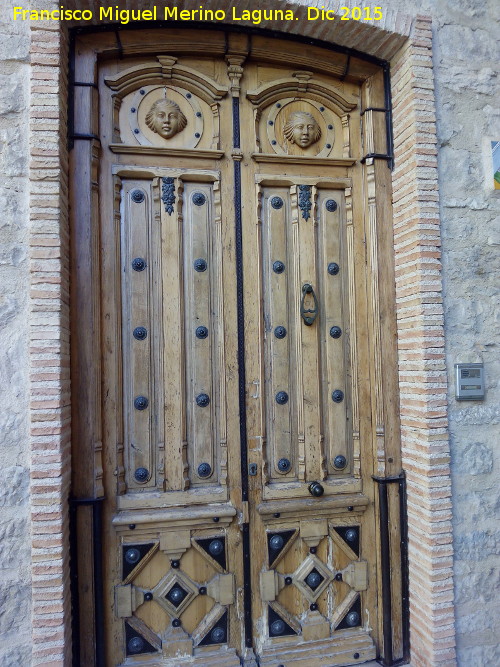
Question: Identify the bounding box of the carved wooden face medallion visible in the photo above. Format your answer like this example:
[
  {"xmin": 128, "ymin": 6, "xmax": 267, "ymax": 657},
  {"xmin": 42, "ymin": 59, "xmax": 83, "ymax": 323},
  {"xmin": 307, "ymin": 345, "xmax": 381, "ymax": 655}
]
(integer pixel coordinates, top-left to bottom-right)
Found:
[
  {"xmin": 145, "ymin": 98, "xmax": 187, "ymax": 139},
  {"xmin": 283, "ymin": 111, "xmax": 321, "ymax": 148}
]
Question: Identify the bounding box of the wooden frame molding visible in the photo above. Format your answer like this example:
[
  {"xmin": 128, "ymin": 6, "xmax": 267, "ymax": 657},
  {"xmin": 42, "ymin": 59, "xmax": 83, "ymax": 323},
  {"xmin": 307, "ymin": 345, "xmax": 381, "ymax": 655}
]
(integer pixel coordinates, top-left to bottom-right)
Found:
[{"xmin": 28, "ymin": 6, "xmax": 455, "ymax": 667}]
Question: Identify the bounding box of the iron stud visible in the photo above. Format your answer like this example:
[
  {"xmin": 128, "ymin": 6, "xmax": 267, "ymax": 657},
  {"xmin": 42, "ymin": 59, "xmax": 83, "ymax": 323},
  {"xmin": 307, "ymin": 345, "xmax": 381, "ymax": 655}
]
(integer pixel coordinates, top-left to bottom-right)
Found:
[
  {"xmin": 133, "ymin": 326, "xmax": 147, "ymax": 340},
  {"xmin": 274, "ymin": 326, "xmax": 287, "ymax": 339},
  {"xmin": 134, "ymin": 396, "xmax": 148, "ymax": 410},
  {"xmin": 134, "ymin": 467, "xmax": 149, "ymax": 483},
  {"xmin": 333, "ymin": 455, "xmax": 347, "ymax": 470},
  {"xmin": 131, "ymin": 257, "xmax": 146, "ymax": 272},
  {"xmin": 332, "ymin": 389, "xmax": 344, "ymax": 403},
  {"xmin": 197, "ymin": 462, "xmax": 212, "ymax": 478},
  {"xmin": 275, "ymin": 391, "xmax": 288, "ymax": 405},
  {"xmin": 196, "ymin": 393, "xmax": 210, "ymax": 407},
  {"xmin": 277, "ymin": 458, "xmax": 291, "ymax": 472}
]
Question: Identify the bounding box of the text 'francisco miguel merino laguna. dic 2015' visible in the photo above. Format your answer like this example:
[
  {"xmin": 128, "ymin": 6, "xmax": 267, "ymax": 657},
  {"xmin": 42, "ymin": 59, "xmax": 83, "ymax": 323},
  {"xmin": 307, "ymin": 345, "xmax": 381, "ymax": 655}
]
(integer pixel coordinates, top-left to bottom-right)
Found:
[{"xmin": 13, "ymin": 5, "xmax": 383, "ymax": 24}]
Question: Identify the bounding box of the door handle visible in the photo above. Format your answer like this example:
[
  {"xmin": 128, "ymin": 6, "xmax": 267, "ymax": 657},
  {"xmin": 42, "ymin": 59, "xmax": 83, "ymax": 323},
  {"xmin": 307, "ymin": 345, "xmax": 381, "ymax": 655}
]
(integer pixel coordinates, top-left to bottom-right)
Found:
[{"xmin": 300, "ymin": 283, "xmax": 318, "ymax": 326}]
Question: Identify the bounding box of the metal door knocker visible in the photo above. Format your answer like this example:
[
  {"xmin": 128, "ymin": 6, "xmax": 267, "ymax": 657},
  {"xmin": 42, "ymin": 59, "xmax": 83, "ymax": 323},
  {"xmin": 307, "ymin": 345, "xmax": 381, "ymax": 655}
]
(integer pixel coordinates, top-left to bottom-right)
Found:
[{"xmin": 300, "ymin": 283, "xmax": 318, "ymax": 326}]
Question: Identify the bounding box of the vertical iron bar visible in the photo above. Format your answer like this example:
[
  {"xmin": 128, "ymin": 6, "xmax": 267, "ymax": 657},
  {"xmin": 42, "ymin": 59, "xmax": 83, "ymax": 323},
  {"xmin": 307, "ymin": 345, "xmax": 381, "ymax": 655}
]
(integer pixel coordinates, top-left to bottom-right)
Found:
[
  {"xmin": 378, "ymin": 480, "xmax": 394, "ymax": 666},
  {"xmin": 398, "ymin": 472, "xmax": 411, "ymax": 661},
  {"xmin": 383, "ymin": 65, "xmax": 394, "ymax": 171},
  {"xmin": 232, "ymin": 94, "xmax": 253, "ymax": 649},
  {"xmin": 93, "ymin": 499, "xmax": 105, "ymax": 667}
]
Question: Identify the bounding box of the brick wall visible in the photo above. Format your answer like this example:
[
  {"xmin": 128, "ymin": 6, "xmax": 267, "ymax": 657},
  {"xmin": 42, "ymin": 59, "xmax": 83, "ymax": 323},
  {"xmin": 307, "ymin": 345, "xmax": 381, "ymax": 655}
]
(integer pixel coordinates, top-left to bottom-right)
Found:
[
  {"xmin": 390, "ymin": 17, "xmax": 455, "ymax": 666},
  {"xmin": 29, "ymin": 14, "xmax": 72, "ymax": 666}
]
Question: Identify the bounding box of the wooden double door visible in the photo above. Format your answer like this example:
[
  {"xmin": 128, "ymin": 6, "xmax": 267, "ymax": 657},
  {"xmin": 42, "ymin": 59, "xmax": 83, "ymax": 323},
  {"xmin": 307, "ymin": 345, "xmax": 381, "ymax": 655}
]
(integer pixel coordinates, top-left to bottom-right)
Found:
[{"xmin": 71, "ymin": 29, "xmax": 403, "ymax": 667}]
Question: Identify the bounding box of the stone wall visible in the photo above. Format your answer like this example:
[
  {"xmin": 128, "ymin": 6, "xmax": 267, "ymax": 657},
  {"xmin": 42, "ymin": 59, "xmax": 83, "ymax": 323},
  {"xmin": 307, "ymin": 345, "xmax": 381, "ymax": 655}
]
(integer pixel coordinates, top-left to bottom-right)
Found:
[
  {"xmin": 430, "ymin": 1, "xmax": 500, "ymax": 663},
  {"xmin": 0, "ymin": 0, "xmax": 32, "ymax": 665}
]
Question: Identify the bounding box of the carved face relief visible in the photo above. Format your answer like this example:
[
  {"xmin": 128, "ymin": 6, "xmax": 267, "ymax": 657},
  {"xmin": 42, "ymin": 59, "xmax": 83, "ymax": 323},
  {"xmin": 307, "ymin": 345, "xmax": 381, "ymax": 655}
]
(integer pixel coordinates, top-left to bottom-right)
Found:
[
  {"xmin": 283, "ymin": 111, "xmax": 321, "ymax": 148},
  {"xmin": 145, "ymin": 99, "xmax": 187, "ymax": 139}
]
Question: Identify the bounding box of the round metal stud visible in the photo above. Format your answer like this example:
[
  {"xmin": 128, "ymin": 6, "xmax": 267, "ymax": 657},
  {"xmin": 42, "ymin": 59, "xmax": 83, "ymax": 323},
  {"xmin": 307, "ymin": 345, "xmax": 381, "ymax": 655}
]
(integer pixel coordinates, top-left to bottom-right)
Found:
[
  {"xmin": 213, "ymin": 517, "xmax": 220, "ymax": 523},
  {"xmin": 328, "ymin": 124, "xmax": 333, "ymax": 130},
  {"xmin": 326, "ymin": 143, "xmax": 332, "ymax": 149},
  {"xmin": 199, "ymin": 586, "xmax": 207, "ymax": 595},
  {"xmin": 197, "ymin": 462, "xmax": 212, "ymax": 478},
  {"xmin": 274, "ymin": 326, "xmax": 287, "ymax": 339},
  {"xmin": 306, "ymin": 571, "xmax": 322, "ymax": 590},
  {"xmin": 271, "ymin": 196, "xmax": 283, "ymax": 210},
  {"xmin": 285, "ymin": 576, "xmax": 293, "ymax": 585},
  {"xmin": 320, "ymin": 106, "xmax": 325, "ymax": 111},
  {"xmin": 268, "ymin": 120, "xmax": 274, "ymax": 126},
  {"xmin": 131, "ymin": 189, "xmax": 145, "ymax": 203},
  {"xmin": 134, "ymin": 396, "xmax": 149, "ymax": 410},
  {"xmin": 270, "ymin": 619, "xmax": 285, "ymax": 636},
  {"xmin": 330, "ymin": 326, "xmax": 342, "ymax": 339},
  {"xmin": 348, "ymin": 506, "xmax": 354, "ymax": 512},
  {"xmin": 308, "ymin": 481, "xmax": 325, "ymax": 497},
  {"xmin": 346, "ymin": 611, "xmax": 360, "ymax": 627},
  {"xmin": 196, "ymin": 393, "xmax": 210, "ymax": 407},
  {"xmin": 186, "ymin": 93, "xmax": 192, "ymax": 98},
  {"xmin": 208, "ymin": 539, "xmax": 224, "ymax": 556},
  {"xmin": 275, "ymin": 391, "xmax": 288, "ymax": 405},
  {"xmin": 132, "ymin": 257, "xmax": 146, "ymax": 272},
  {"xmin": 195, "ymin": 132, "xmax": 201, "ymax": 138},
  {"xmin": 276, "ymin": 103, "xmax": 281, "ymax": 108},
  {"xmin": 335, "ymin": 573, "xmax": 343, "ymax": 581},
  {"xmin": 332, "ymin": 390, "xmax": 344, "ymax": 403},
  {"xmin": 133, "ymin": 326, "xmax": 147, "ymax": 341},
  {"xmin": 134, "ymin": 467, "xmax": 149, "ymax": 483},
  {"xmin": 277, "ymin": 458, "xmax": 291, "ymax": 473},
  {"xmin": 140, "ymin": 89, "xmax": 145, "ymax": 95},
  {"xmin": 328, "ymin": 262, "xmax": 340, "ymax": 275},
  {"xmin": 310, "ymin": 603, "xmax": 318, "ymax": 611},
  {"xmin": 345, "ymin": 528, "xmax": 358, "ymax": 543},
  {"xmin": 271, "ymin": 140, "xmax": 277, "ymax": 145},
  {"xmin": 211, "ymin": 626, "xmax": 225, "ymax": 643},
  {"xmin": 172, "ymin": 618, "xmax": 181, "ymax": 627},
  {"xmin": 134, "ymin": 128, "xmax": 140, "ymax": 134},
  {"xmin": 131, "ymin": 107, "xmax": 136, "ymax": 113},
  {"xmin": 196, "ymin": 326, "xmax": 209, "ymax": 339},
  {"xmin": 310, "ymin": 547, "xmax": 317, "ymax": 554},
  {"xmin": 273, "ymin": 260, "xmax": 285, "ymax": 274},
  {"xmin": 269, "ymin": 535, "xmax": 284, "ymax": 551},
  {"xmin": 128, "ymin": 636, "xmax": 144, "ymax": 654},
  {"xmin": 144, "ymin": 592, "xmax": 153, "ymax": 601},
  {"xmin": 125, "ymin": 548, "xmax": 140, "ymax": 565},
  {"xmin": 167, "ymin": 586, "xmax": 186, "ymax": 605},
  {"xmin": 353, "ymin": 654, "xmax": 360, "ymax": 660},
  {"xmin": 193, "ymin": 192, "xmax": 206, "ymax": 206},
  {"xmin": 273, "ymin": 513, "xmax": 281, "ymax": 518},
  {"xmin": 194, "ymin": 258, "xmax": 207, "ymax": 272},
  {"xmin": 333, "ymin": 455, "xmax": 347, "ymax": 470},
  {"xmin": 129, "ymin": 524, "xmax": 136, "ymax": 530},
  {"xmin": 171, "ymin": 560, "xmax": 180, "ymax": 569}
]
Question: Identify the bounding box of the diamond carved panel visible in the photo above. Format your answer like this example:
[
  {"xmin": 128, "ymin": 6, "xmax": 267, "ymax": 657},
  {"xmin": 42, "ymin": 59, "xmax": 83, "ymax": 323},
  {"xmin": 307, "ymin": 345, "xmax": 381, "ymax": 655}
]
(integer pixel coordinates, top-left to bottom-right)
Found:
[
  {"xmin": 292, "ymin": 554, "xmax": 334, "ymax": 603},
  {"xmin": 152, "ymin": 568, "xmax": 199, "ymax": 617}
]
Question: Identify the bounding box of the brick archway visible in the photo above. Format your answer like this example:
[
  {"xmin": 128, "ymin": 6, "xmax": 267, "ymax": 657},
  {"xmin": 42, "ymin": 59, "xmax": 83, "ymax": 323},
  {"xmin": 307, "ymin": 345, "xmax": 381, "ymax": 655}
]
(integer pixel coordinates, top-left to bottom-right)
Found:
[{"xmin": 28, "ymin": 5, "xmax": 455, "ymax": 665}]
